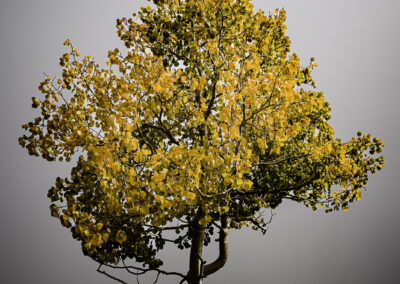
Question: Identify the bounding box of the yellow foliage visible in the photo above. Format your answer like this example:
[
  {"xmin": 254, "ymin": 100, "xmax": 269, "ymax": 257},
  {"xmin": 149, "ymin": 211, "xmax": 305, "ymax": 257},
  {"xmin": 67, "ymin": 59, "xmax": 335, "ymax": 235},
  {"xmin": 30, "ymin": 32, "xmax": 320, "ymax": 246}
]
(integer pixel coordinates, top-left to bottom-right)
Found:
[{"xmin": 19, "ymin": 0, "xmax": 384, "ymax": 268}]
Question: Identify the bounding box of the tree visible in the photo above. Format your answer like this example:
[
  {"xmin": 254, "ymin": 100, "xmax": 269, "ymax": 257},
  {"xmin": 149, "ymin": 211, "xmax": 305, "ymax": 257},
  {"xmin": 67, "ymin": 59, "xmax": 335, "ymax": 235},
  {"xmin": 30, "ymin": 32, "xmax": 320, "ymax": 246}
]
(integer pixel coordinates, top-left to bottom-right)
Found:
[{"xmin": 19, "ymin": 0, "xmax": 385, "ymax": 283}]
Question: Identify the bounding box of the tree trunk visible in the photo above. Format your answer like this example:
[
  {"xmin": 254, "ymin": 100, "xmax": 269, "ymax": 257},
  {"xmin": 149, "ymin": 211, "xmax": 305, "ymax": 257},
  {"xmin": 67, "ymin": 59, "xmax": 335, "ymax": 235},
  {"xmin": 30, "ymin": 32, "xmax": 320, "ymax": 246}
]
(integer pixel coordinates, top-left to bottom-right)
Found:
[
  {"xmin": 187, "ymin": 212, "xmax": 205, "ymax": 284},
  {"xmin": 187, "ymin": 214, "xmax": 230, "ymax": 284}
]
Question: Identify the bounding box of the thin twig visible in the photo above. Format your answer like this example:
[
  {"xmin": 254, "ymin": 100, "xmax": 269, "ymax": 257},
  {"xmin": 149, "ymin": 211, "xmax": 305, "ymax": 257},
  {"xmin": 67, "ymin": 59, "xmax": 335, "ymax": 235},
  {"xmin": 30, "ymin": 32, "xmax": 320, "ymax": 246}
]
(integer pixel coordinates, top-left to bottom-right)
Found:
[{"xmin": 97, "ymin": 264, "xmax": 128, "ymax": 284}]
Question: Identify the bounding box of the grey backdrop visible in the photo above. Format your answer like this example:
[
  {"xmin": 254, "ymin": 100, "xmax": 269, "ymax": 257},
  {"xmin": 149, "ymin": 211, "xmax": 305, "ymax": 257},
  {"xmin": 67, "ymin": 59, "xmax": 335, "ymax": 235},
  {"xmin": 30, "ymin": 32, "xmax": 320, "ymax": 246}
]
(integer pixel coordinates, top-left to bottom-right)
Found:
[{"xmin": 1, "ymin": 0, "xmax": 399, "ymax": 283}]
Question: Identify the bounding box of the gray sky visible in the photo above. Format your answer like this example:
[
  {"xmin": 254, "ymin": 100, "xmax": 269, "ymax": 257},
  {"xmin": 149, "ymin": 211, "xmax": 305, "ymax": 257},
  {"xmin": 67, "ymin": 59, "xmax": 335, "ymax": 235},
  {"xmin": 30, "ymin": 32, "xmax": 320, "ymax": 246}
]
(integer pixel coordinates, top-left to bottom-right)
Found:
[{"xmin": 1, "ymin": 0, "xmax": 399, "ymax": 283}]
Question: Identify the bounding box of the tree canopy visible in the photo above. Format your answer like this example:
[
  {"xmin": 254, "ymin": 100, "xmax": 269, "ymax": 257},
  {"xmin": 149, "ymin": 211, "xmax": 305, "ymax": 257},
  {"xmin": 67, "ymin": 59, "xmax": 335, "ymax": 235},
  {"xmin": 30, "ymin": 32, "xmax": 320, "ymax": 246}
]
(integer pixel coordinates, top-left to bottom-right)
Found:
[{"xmin": 19, "ymin": 0, "xmax": 384, "ymax": 283}]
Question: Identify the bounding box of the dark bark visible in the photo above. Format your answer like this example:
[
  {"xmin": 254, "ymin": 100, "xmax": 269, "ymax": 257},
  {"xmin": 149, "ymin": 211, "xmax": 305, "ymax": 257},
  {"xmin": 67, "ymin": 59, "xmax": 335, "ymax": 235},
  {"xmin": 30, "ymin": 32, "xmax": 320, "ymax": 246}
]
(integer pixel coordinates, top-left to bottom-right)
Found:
[
  {"xmin": 187, "ymin": 214, "xmax": 230, "ymax": 284},
  {"xmin": 187, "ymin": 212, "xmax": 206, "ymax": 284},
  {"xmin": 202, "ymin": 215, "xmax": 229, "ymax": 277}
]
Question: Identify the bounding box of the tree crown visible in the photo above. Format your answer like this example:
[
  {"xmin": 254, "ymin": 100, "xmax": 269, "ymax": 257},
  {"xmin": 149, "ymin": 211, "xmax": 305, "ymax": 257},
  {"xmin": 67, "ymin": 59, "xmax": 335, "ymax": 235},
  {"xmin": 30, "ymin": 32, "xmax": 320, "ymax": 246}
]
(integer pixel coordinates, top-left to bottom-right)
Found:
[{"xmin": 19, "ymin": 0, "xmax": 384, "ymax": 280}]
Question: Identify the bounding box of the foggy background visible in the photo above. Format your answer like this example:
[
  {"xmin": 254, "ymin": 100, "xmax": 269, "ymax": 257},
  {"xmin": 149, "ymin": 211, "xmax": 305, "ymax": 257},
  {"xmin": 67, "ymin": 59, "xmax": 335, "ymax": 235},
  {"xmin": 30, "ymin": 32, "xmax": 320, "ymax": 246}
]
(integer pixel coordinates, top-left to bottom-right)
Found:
[{"xmin": 1, "ymin": 0, "xmax": 399, "ymax": 283}]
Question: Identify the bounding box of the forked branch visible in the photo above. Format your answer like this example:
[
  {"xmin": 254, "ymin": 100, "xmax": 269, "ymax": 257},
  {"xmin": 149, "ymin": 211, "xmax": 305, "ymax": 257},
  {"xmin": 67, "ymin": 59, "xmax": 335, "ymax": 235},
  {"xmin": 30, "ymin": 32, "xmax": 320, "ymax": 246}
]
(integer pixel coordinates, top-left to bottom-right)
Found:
[{"xmin": 97, "ymin": 262, "xmax": 187, "ymax": 284}]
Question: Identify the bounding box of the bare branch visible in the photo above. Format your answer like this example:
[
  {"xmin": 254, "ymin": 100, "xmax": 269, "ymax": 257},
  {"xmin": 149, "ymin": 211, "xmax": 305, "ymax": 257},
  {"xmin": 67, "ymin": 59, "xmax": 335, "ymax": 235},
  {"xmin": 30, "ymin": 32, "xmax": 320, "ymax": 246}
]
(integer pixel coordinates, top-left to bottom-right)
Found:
[
  {"xmin": 152, "ymin": 272, "xmax": 161, "ymax": 284},
  {"xmin": 249, "ymin": 210, "xmax": 275, "ymax": 234},
  {"xmin": 144, "ymin": 224, "xmax": 189, "ymax": 231},
  {"xmin": 97, "ymin": 264, "xmax": 128, "ymax": 284},
  {"xmin": 101, "ymin": 262, "xmax": 187, "ymax": 279}
]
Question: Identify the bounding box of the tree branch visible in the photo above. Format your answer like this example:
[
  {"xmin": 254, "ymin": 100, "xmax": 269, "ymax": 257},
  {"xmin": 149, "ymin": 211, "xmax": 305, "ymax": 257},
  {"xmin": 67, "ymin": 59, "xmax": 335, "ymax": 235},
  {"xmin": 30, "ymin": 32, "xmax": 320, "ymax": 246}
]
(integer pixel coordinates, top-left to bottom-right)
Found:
[
  {"xmin": 256, "ymin": 154, "xmax": 309, "ymax": 166},
  {"xmin": 141, "ymin": 123, "xmax": 179, "ymax": 145},
  {"xmin": 144, "ymin": 224, "xmax": 189, "ymax": 231},
  {"xmin": 97, "ymin": 264, "xmax": 128, "ymax": 284},
  {"xmin": 232, "ymin": 174, "xmax": 319, "ymax": 197},
  {"xmin": 204, "ymin": 78, "xmax": 218, "ymax": 120},
  {"xmin": 202, "ymin": 215, "xmax": 230, "ymax": 277},
  {"xmin": 100, "ymin": 262, "xmax": 187, "ymax": 279}
]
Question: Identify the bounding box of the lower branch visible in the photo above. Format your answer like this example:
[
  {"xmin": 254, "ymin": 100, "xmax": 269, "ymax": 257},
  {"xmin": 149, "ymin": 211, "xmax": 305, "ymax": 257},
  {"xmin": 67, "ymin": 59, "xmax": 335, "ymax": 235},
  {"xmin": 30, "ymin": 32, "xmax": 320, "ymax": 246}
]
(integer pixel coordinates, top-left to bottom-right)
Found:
[
  {"xmin": 97, "ymin": 264, "xmax": 128, "ymax": 284},
  {"xmin": 97, "ymin": 262, "xmax": 187, "ymax": 284},
  {"xmin": 202, "ymin": 215, "xmax": 230, "ymax": 277}
]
